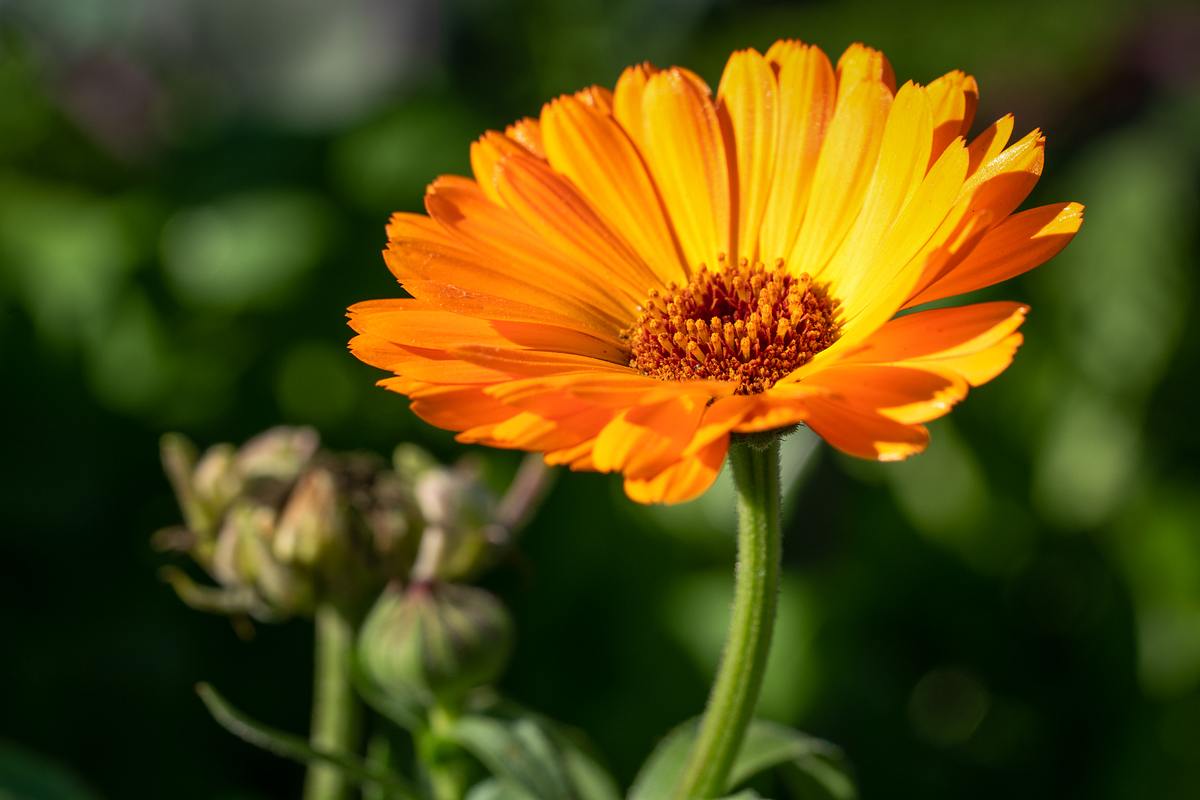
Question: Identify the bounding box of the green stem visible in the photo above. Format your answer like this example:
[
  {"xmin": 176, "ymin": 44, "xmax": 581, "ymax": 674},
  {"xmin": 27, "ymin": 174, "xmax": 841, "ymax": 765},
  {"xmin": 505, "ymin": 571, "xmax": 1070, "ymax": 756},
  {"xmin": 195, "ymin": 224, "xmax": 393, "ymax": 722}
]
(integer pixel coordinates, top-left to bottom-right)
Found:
[
  {"xmin": 304, "ymin": 602, "xmax": 363, "ymax": 800},
  {"xmin": 420, "ymin": 703, "xmax": 470, "ymax": 800},
  {"xmin": 674, "ymin": 438, "xmax": 783, "ymax": 799}
]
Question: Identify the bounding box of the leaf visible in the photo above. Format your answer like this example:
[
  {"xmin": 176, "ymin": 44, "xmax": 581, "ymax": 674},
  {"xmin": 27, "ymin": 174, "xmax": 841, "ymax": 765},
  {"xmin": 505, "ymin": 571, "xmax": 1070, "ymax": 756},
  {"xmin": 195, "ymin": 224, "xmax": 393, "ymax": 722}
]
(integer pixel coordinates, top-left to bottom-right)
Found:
[
  {"xmin": 629, "ymin": 718, "xmax": 854, "ymax": 800},
  {"xmin": 0, "ymin": 742, "xmax": 100, "ymax": 800},
  {"xmin": 469, "ymin": 696, "xmax": 621, "ymax": 800},
  {"xmin": 465, "ymin": 777, "xmax": 537, "ymax": 800},
  {"xmin": 781, "ymin": 759, "xmax": 858, "ymax": 800},
  {"xmin": 451, "ymin": 716, "xmax": 573, "ymax": 800},
  {"xmin": 560, "ymin": 743, "xmax": 622, "ymax": 800},
  {"xmin": 196, "ymin": 683, "xmax": 419, "ymax": 800},
  {"xmin": 450, "ymin": 714, "xmax": 620, "ymax": 800}
]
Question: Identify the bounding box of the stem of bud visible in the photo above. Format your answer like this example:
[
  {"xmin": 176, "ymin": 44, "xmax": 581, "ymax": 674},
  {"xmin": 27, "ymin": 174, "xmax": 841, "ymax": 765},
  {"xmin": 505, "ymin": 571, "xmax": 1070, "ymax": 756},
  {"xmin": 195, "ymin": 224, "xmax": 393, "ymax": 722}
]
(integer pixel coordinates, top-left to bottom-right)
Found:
[
  {"xmin": 304, "ymin": 602, "xmax": 363, "ymax": 800},
  {"xmin": 672, "ymin": 438, "xmax": 782, "ymax": 798}
]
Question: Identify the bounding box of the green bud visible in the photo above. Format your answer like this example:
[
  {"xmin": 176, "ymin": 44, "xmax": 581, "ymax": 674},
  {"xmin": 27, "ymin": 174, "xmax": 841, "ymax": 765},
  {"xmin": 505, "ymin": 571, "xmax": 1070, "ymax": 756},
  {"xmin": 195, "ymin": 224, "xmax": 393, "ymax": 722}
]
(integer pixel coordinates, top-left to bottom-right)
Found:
[{"xmin": 358, "ymin": 582, "xmax": 513, "ymax": 707}]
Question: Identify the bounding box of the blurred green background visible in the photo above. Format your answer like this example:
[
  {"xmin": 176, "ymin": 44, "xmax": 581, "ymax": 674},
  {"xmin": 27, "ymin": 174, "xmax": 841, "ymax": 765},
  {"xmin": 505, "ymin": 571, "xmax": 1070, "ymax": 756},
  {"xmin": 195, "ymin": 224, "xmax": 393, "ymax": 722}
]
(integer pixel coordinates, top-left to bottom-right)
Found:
[{"xmin": 2, "ymin": 0, "xmax": 1199, "ymax": 797}]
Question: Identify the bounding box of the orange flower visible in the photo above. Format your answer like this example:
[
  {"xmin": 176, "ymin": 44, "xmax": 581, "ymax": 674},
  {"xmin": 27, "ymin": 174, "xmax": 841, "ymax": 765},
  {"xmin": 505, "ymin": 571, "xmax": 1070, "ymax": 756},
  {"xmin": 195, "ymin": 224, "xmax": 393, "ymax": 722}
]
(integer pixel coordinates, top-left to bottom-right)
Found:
[{"xmin": 349, "ymin": 41, "xmax": 1083, "ymax": 504}]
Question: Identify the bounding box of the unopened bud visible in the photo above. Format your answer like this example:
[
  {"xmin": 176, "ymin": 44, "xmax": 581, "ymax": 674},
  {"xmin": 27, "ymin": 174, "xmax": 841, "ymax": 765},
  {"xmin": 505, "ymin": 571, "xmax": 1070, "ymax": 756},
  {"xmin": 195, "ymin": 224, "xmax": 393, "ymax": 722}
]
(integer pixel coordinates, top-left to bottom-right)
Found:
[
  {"xmin": 410, "ymin": 465, "xmax": 497, "ymax": 582},
  {"xmin": 274, "ymin": 468, "xmax": 344, "ymax": 570},
  {"xmin": 192, "ymin": 444, "xmax": 242, "ymax": 530},
  {"xmin": 357, "ymin": 582, "xmax": 512, "ymax": 707},
  {"xmin": 236, "ymin": 426, "xmax": 320, "ymax": 482},
  {"xmin": 211, "ymin": 503, "xmax": 314, "ymax": 616}
]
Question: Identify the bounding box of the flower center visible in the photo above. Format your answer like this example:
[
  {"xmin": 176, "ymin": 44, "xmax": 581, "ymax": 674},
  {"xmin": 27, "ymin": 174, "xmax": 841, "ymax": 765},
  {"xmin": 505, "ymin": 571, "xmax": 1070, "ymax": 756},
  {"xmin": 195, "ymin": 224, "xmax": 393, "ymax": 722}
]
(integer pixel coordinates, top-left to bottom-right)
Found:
[{"xmin": 624, "ymin": 257, "xmax": 841, "ymax": 395}]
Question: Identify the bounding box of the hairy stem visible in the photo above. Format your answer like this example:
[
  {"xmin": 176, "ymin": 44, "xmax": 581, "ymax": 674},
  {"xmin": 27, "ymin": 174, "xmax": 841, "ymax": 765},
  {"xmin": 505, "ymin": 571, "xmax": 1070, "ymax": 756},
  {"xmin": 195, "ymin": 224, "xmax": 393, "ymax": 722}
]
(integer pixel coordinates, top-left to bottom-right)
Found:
[{"xmin": 674, "ymin": 438, "xmax": 783, "ymax": 799}]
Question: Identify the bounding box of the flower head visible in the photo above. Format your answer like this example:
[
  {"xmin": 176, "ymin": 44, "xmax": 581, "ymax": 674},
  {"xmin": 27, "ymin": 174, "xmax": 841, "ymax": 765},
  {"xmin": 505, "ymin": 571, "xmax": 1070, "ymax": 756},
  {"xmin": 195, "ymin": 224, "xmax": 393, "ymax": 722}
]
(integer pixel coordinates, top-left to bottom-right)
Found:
[{"xmin": 350, "ymin": 41, "xmax": 1083, "ymax": 504}]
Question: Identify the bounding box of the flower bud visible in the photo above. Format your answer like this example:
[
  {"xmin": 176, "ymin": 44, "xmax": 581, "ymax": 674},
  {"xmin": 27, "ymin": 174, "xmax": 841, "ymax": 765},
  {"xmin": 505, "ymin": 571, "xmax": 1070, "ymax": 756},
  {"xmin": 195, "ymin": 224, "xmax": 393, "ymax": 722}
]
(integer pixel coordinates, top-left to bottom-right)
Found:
[
  {"xmin": 211, "ymin": 502, "xmax": 315, "ymax": 616},
  {"xmin": 410, "ymin": 463, "xmax": 500, "ymax": 583},
  {"xmin": 357, "ymin": 582, "xmax": 513, "ymax": 707},
  {"xmin": 274, "ymin": 468, "xmax": 344, "ymax": 570}
]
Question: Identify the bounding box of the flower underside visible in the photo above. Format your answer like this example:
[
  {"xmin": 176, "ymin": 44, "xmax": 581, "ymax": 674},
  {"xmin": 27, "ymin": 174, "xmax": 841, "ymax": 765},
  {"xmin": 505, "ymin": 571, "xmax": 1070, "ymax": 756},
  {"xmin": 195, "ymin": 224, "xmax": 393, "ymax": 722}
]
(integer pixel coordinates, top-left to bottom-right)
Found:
[{"xmin": 624, "ymin": 257, "xmax": 841, "ymax": 395}]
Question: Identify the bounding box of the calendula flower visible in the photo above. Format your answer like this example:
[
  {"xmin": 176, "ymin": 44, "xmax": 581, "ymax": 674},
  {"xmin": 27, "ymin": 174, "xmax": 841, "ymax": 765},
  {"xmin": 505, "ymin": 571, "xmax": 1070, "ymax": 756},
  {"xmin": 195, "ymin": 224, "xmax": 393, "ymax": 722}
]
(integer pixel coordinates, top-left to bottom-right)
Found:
[{"xmin": 349, "ymin": 41, "xmax": 1083, "ymax": 504}]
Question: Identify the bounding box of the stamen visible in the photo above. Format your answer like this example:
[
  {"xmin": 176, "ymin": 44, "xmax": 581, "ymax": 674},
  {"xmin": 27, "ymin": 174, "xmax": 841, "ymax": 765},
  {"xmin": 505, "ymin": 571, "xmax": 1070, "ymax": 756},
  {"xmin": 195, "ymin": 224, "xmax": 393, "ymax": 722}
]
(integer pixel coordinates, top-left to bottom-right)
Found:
[{"xmin": 623, "ymin": 259, "xmax": 841, "ymax": 395}]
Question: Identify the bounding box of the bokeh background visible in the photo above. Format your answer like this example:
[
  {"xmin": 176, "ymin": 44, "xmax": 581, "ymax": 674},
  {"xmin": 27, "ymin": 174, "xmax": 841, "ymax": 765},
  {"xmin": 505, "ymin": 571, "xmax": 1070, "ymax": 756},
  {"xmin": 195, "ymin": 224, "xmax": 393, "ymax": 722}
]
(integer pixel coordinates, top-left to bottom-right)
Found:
[{"xmin": 2, "ymin": 0, "xmax": 1199, "ymax": 797}]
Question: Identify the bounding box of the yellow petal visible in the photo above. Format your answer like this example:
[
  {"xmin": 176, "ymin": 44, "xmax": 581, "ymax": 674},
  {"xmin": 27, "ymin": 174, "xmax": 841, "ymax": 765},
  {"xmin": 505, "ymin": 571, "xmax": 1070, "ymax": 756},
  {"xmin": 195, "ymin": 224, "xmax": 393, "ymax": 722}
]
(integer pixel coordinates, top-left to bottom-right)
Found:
[
  {"xmin": 820, "ymin": 81, "xmax": 934, "ymax": 298},
  {"xmin": 967, "ymin": 114, "xmax": 1015, "ymax": 176},
  {"xmin": 925, "ymin": 70, "xmax": 979, "ymax": 165},
  {"xmin": 717, "ymin": 48, "xmax": 778, "ymax": 263},
  {"xmin": 785, "ymin": 77, "xmax": 892, "ymax": 275},
  {"xmin": 759, "ymin": 40, "xmax": 836, "ymax": 262},
  {"xmin": 835, "ymin": 43, "xmax": 896, "ymax": 98},
  {"xmin": 640, "ymin": 67, "xmax": 732, "ymax": 271}
]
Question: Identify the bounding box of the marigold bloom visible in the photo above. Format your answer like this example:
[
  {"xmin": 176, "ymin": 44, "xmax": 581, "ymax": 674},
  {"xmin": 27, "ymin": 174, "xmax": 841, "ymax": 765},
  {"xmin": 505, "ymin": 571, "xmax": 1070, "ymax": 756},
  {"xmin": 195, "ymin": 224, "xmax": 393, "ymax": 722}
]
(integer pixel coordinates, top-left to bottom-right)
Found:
[{"xmin": 349, "ymin": 41, "xmax": 1083, "ymax": 504}]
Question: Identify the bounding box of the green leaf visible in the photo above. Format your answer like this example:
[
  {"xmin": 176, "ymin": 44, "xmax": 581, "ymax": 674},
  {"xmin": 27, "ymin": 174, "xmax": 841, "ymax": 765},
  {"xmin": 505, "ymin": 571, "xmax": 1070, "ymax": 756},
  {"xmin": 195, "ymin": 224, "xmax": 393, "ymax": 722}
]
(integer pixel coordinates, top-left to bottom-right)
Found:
[
  {"xmin": 780, "ymin": 759, "xmax": 857, "ymax": 800},
  {"xmin": 629, "ymin": 718, "xmax": 853, "ymax": 800},
  {"xmin": 470, "ymin": 697, "xmax": 621, "ymax": 800},
  {"xmin": 450, "ymin": 714, "xmax": 620, "ymax": 800},
  {"xmin": 451, "ymin": 716, "xmax": 573, "ymax": 800},
  {"xmin": 0, "ymin": 741, "xmax": 100, "ymax": 800},
  {"xmin": 196, "ymin": 683, "xmax": 419, "ymax": 800},
  {"xmin": 464, "ymin": 777, "xmax": 537, "ymax": 800}
]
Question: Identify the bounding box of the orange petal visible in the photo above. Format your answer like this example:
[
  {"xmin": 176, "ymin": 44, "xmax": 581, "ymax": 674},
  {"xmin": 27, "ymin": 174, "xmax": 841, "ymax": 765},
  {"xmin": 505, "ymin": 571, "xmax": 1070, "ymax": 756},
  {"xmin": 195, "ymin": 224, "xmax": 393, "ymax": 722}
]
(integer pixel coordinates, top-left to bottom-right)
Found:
[
  {"xmin": 423, "ymin": 177, "xmax": 632, "ymax": 327},
  {"xmin": 960, "ymin": 127, "xmax": 1045, "ymax": 221},
  {"xmin": 504, "ymin": 117, "xmax": 544, "ymax": 157},
  {"xmin": 908, "ymin": 202, "xmax": 1084, "ymax": 306},
  {"xmin": 592, "ymin": 394, "xmax": 708, "ymax": 478},
  {"xmin": 717, "ymin": 48, "xmax": 778, "ymax": 263},
  {"xmin": 470, "ymin": 131, "xmax": 528, "ymax": 204},
  {"xmin": 348, "ymin": 299, "xmax": 625, "ymax": 362},
  {"xmin": 801, "ymin": 365, "xmax": 967, "ymax": 425},
  {"xmin": 494, "ymin": 151, "xmax": 660, "ymax": 302},
  {"xmin": 385, "ymin": 228, "xmax": 623, "ymax": 337},
  {"xmin": 623, "ymin": 434, "xmax": 729, "ymax": 504},
  {"xmin": 759, "ymin": 40, "xmax": 836, "ymax": 262},
  {"xmin": 540, "ymin": 93, "xmax": 687, "ymax": 284},
  {"xmin": 613, "ymin": 62, "xmax": 657, "ymax": 149},
  {"xmin": 803, "ymin": 396, "xmax": 929, "ymax": 461},
  {"xmin": 379, "ymin": 381, "xmax": 516, "ymax": 431},
  {"xmin": 839, "ymin": 301, "xmax": 1029, "ymax": 386},
  {"xmin": 640, "ymin": 67, "xmax": 732, "ymax": 271}
]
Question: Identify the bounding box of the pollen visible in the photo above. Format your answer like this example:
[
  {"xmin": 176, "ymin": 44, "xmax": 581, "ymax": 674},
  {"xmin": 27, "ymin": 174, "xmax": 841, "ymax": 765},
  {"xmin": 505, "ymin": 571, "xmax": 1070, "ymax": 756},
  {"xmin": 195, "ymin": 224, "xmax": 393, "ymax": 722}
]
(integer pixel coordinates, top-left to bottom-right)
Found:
[{"xmin": 624, "ymin": 257, "xmax": 842, "ymax": 395}]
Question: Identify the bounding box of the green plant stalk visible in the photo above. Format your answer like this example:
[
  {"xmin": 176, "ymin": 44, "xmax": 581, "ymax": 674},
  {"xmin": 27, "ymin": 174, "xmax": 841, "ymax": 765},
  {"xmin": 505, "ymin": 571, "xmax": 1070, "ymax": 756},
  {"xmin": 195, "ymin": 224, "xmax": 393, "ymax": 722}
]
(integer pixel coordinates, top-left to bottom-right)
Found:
[
  {"xmin": 304, "ymin": 602, "xmax": 363, "ymax": 800},
  {"xmin": 420, "ymin": 702, "xmax": 470, "ymax": 800},
  {"xmin": 674, "ymin": 438, "xmax": 783, "ymax": 799}
]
